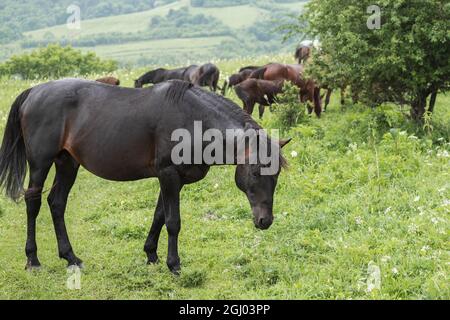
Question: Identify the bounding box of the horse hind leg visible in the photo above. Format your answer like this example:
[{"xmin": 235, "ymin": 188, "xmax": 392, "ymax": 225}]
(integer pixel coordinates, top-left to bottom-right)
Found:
[
  {"xmin": 47, "ymin": 151, "xmax": 82, "ymax": 268},
  {"xmin": 25, "ymin": 164, "xmax": 53, "ymax": 270},
  {"xmin": 144, "ymin": 193, "xmax": 164, "ymax": 264}
]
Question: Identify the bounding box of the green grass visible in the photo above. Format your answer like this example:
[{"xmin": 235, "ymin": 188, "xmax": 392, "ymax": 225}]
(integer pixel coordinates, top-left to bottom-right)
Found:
[{"xmin": 0, "ymin": 56, "xmax": 449, "ymax": 300}]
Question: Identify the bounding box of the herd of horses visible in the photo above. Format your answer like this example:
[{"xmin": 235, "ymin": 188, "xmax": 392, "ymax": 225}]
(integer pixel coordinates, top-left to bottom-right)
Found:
[
  {"xmin": 127, "ymin": 52, "xmax": 324, "ymax": 120},
  {"xmin": 0, "ymin": 43, "xmax": 332, "ymax": 275},
  {"xmin": 95, "ymin": 42, "xmax": 328, "ymax": 121}
]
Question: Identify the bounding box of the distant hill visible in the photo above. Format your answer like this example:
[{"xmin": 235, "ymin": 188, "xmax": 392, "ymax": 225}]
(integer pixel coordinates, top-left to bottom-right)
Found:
[{"xmin": 0, "ymin": 0, "xmax": 308, "ymax": 66}]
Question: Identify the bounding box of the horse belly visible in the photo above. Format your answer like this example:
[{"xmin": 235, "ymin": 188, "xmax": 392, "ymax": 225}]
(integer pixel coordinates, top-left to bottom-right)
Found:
[{"xmin": 64, "ymin": 134, "xmax": 157, "ymax": 182}]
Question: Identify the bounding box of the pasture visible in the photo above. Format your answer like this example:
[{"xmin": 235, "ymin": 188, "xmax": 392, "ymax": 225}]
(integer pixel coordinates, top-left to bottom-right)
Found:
[{"xmin": 0, "ymin": 56, "xmax": 449, "ymax": 300}]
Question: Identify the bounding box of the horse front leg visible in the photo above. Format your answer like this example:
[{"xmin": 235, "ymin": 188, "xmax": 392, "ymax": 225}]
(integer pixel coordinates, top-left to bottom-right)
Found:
[{"xmin": 158, "ymin": 167, "xmax": 183, "ymax": 274}]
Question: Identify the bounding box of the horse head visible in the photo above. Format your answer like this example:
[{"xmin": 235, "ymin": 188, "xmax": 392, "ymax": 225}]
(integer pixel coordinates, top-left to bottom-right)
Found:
[{"xmin": 234, "ymin": 129, "xmax": 292, "ymax": 230}]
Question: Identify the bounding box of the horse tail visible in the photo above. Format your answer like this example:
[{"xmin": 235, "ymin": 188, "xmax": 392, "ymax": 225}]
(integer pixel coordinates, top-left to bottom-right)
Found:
[
  {"xmin": 313, "ymin": 86, "xmax": 322, "ymax": 118},
  {"xmin": 0, "ymin": 87, "xmax": 33, "ymax": 201},
  {"xmin": 250, "ymin": 67, "xmax": 267, "ymax": 80}
]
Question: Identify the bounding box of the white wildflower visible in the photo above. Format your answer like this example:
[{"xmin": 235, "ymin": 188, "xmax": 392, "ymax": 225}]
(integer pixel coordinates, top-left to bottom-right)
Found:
[{"xmin": 291, "ymin": 151, "xmax": 298, "ymax": 158}]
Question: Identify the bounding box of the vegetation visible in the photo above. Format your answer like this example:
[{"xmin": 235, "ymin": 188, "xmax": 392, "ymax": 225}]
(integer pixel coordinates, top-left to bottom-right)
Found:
[
  {"xmin": 272, "ymin": 82, "xmax": 307, "ymax": 131},
  {"xmin": 0, "ymin": 45, "xmax": 117, "ymax": 80},
  {"xmin": 0, "ymin": 56, "xmax": 448, "ymax": 299},
  {"xmin": 1, "ymin": 0, "xmax": 305, "ymax": 66},
  {"xmin": 282, "ymin": 0, "xmax": 450, "ymax": 122},
  {"xmin": 0, "ymin": 0, "xmax": 177, "ymax": 43}
]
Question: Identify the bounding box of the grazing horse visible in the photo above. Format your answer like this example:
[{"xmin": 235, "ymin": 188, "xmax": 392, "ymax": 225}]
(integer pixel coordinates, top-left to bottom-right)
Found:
[
  {"xmin": 135, "ymin": 64, "xmax": 221, "ymax": 92},
  {"xmin": 250, "ymin": 63, "xmax": 322, "ymax": 117},
  {"xmin": 222, "ymin": 66, "xmax": 261, "ymax": 96},
  {"xmin": 96, "ymin": 77, "xmax": 121, "ymax": 86},
  {"xmin": 0, "ymin": 79, "xmax": 291, "ymax": 274},
  {"xmin": 235, "ymin": 79, "xmax": 284, "ymax": 119},
  {"xmin": 187, "ymin": 63, "xmax": 221, "ymax": 92},
  {"xmin": 134, "ymin": 66, "xmax": 193, "ymax": 88}
]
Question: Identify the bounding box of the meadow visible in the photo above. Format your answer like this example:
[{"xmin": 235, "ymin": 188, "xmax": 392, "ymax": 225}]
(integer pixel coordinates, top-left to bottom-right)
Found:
[{"xmin": 0, "ymin": 55, "xmax": 448, "ymax": 300}]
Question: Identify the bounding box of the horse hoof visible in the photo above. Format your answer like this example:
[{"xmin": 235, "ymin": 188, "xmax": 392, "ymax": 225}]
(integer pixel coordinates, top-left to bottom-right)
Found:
[
  {"xmin": 170, "ymin": 268, "xmax": 181, "ymax": 276},
  {"xmin": 67, "ymin": 259, "xmax": 84, "ymax": 270},
  {"xmin": 25, "ymin": 264, "xmax": 42, "ymax": 272},
  {"xmin": 147, "ymin": 255, "xmax": 159, "ymax": 265},
  {"xmin": 168, "ymin": 264, "xmax": 181, "ymax": 275}
]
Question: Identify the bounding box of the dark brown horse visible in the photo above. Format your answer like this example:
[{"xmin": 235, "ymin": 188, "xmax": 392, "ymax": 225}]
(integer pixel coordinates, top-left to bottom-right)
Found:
[
  {"xmin": 0, "ymin": 79, "xmax": 291, "ymax": 274},
  {"xmin": 221, "ymin": 66, "xmax": 263, "ymax": 96},
  {"xmin": 135, "ymin": 64, "xmax": 221, "ymax": 92},
  {"xmin": 250, "ymin": 63, "xmax": 322, "ymax": 117},
  {"xmin": 187, "ymin": 63, "xmax": 221, "ymax": 92},
  {"xmin": 235, "ymin": 79, "xmax": 284, "ymax": 119},
  {"xmin": 134, "ymin": 66, "xmax": 195, "ymax": 88},
  {"xmin": 96, "ymin": 77, "xmax": 121, "ymax": 86}
]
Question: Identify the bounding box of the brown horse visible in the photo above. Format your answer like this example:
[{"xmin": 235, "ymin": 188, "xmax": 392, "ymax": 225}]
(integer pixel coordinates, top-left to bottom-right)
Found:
[
  {"xmin": 222, "ymin": 66, "xmax": 263, "ymax": 96},
  {"xmin": 250, "ymin": 63, "xmax": 322, "ymax": 117},
  {"xmin": 96, "ymin": 77, "xmax": 120, "ymax": 86},
  {"xmin": 295, "ymin": 45, "xmax": 311, "ymax": 65},
  {"xmin": 235, "ymin": 79, "xmax": 284, "ymax": 119}
]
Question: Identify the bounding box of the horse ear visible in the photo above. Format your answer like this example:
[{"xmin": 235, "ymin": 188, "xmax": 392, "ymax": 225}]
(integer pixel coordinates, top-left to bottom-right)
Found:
[{"xmin": 279, "ymin": 138, "xmax": 292, "ymax": 149}]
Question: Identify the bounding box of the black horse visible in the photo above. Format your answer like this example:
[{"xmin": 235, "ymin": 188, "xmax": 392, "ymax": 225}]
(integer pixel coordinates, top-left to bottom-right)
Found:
[
  {"xmin": 134, "ymin": 66, "xmax": 195, "ymax": 88},
  {"xmin": 0, "ymin": 79, "xmax": 290, "ymax": 274},
  {"xmin": 135, "ymin": 64, "xmax": 221, "ymax": 92}
]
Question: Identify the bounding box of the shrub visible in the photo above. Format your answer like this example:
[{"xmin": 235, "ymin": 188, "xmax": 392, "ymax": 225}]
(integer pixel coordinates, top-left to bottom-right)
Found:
[
  {"xmin": 0, "ymin": 44, "xmax": 118, "ymax": 80},
  {"xmin": 272, "ymin": 82, "xmax": 306, "ymax": 131}
]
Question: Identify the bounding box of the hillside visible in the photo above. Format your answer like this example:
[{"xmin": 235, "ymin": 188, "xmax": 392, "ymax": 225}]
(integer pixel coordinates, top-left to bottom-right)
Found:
[{"xmin": 0, "ymin": 0, "xmax": 307, "ymax": 66}]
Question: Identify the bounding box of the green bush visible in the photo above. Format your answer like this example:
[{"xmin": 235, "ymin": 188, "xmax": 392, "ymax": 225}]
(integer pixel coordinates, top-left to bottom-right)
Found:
[
  {"xmin": 272, "ymin": 82, "xmax": 306, "ymax": 132},
  {"xmin": 0, "ymin": 44, "xmax": 117, "ymax": 80}
]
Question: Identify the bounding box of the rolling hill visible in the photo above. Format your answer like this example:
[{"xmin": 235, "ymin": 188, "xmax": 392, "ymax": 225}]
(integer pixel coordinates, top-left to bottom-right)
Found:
[{"xmin": 1, "ymin": 0, "xmax": 308, "ymax": 66}]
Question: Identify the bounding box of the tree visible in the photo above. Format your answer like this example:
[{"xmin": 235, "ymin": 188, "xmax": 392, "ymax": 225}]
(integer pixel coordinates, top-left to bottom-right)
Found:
[{"xmin": 282, "ymin": 0, "xmax": 450, "ymax": 122}]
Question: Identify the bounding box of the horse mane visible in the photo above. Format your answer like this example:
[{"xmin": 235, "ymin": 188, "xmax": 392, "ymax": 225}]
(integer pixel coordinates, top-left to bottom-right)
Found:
[
  {"xmin": 162, "ymin": 81, "xmax": 288, "ymax": 169},
  {"xmin": 164, "ymin": 80, "xmax": 193, "ymax": 104},
  {"xmin": 183, "ymin": 86, "xmax": 288, "ymax": 169}
]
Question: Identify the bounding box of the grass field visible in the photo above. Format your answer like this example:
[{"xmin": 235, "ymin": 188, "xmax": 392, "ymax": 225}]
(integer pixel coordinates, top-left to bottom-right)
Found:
[{"xmin": 0, "ymin": 56, "xmax": 449, "ymax": 300}]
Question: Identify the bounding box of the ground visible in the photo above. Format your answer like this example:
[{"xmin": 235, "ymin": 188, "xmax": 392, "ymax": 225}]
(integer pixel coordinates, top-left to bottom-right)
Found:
[{"xmin": 0, "ymin": 56, "xmax": 448, "ymax": 299}]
